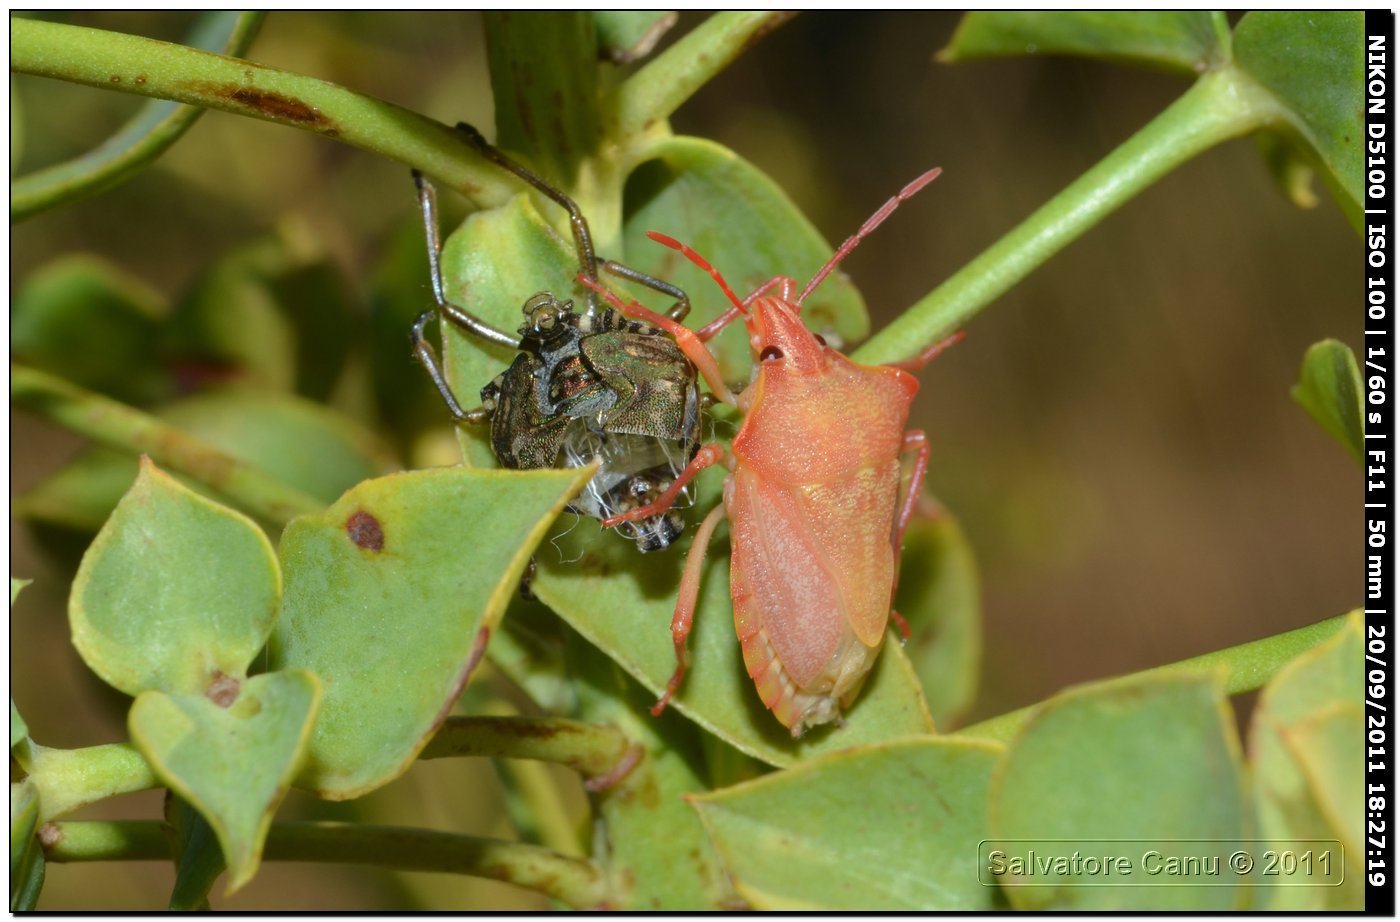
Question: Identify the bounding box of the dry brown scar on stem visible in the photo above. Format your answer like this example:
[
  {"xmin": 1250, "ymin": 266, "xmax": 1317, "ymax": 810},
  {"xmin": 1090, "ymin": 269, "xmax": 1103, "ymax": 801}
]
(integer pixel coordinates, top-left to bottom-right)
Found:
[
  {"xmin": 206, "ymin": 671, "xmax": 240, "ymax": 707},
  {"xmin": 179, "ymin": 80, "xmax": 339, "ymax": 135},
  {"xmin": 345, "ymin": 510, "xmax": 384, "ymax": 551}
]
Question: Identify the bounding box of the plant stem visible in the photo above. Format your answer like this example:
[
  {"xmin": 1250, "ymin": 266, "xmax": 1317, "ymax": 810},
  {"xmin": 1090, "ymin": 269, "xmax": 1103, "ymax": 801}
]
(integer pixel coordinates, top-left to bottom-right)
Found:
[
  {"xmin": 613, "ymin": 12, "xmax": 793, "ymax": 139},
  {"xmin": 484, "ymin": 12, "xmax": 599, "ymax": 182},
  {"xmin": 8, "ymin": 17, "xmax": 514, "ymax": 204},
  {"xmin": 11, "ymin": 12, "xmax": 264, "ymax": 222},
  {"xmin": 11, "ymin": 363, "xmax": 321, "ymax": 527},
  {"xmin": 23, "ymin": 742, "xmax": 160, "ymax": 822},
  {"xmin": 43, "ymin": 820, "xmax": 611, "ymax": 909},
  {"xmin": 957, "ymin": 613, "xmax": 1351, "ymax": 742},
  {"xmin": 421, "ymin": 716, "xmax": 637, "ymax": 790},
  {"xmin": 852, "ymin": 66, "xmax": 1283, "ymax": 365}
]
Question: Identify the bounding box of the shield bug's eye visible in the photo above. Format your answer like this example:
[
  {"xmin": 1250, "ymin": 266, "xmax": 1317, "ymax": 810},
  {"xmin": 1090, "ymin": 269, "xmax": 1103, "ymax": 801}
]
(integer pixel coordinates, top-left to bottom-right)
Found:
[
  {"xmin": 814, "ymin": 334, "xmax": 828, "ymax": 347},
  {"xmin": 760, "ymin": 346, "xmax": 784, "ymax": 362}
]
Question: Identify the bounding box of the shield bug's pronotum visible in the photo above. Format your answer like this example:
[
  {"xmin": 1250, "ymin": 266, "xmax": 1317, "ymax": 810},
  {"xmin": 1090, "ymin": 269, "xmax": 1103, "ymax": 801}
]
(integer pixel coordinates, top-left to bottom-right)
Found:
[
  {"xmin": 580, "ymin": 167, "xmax": 962, "ymax": 736},
  {"xmin": 412, "ymin": 126, "xmax": 702, "ymax": 552}
]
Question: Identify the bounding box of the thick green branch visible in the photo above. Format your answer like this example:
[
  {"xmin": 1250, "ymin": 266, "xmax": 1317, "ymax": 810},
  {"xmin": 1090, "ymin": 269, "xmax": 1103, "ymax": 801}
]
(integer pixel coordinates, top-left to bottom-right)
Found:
[
  {"xmin": 613, "ymin": 12, "xmax": 792, "ymax": 140},
  {"xmin": 11, "ymin": 364, "xmax": 321, "ymax": 527},
  {"xmin": 9, "ymin": 17, "xmax": 513, "ymax": 204},
  {"xmin": 11, "ymin": 12, "xmax": 264, "ymax": 222},
  {"xmin": 23, "ymin": 742, "xmax": 160, "ymax": 822},
  {"xmin": 957, "ymin": 613, "xmax": 1351, "ymax": 742},
  {"xmin": 421, "ymin": 716, "xmax": 639, "ymax": 791},
  {"xmin": 43, "ymin": 820, "xmax": 610, "ymax": 909},
  {"xmin": 853, "ymin": 66, "xmax": 1284, "ymax": 365}
]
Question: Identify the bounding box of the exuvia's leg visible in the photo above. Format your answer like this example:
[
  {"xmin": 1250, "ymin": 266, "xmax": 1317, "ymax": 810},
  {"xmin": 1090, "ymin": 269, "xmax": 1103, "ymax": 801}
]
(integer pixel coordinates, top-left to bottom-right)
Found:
[
  {"xmin": 652, "ymin": 502, "xmax": 728, "ymax": 716},
  {"xmin": 598, "ymin": 259, "xmax": 691, "ymax": 322},
  {"xmin": 577, "ymin": 275, "xmax": 739, "ymax": 406},
  {"xmin": 411, "ymin": 310, "xmax": 491, "ymax": 425},
  {"xmin": 412, "ymin": 170, "xmax": 520, "ymax": 351},
  {"xmin": 453, "ymin": 123, "xmax": 601, "ymax": 313},
  {"xmin": 602, "ymin": 443, "xmax": 727, "ymax": 527}
]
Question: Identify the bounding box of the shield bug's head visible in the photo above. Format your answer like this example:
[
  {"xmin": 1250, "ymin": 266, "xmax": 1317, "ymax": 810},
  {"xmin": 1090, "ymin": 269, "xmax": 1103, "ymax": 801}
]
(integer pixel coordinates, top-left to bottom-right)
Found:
[{"xmin": 746, "ymin": 293, "xmax": 831, "ymax": 376}]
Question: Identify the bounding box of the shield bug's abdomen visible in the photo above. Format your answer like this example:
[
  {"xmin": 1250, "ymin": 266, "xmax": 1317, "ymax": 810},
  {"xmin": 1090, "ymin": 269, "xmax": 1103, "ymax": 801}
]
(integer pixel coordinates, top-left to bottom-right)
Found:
[{"xmin": 725, "ymin": 359, "xmax": 916, "ymax": 733}]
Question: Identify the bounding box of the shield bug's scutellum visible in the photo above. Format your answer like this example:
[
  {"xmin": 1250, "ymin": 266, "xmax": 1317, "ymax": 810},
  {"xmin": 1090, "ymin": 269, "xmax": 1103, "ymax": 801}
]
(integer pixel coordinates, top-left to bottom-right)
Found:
[{"xmin": 412, "ymin": 125, "xmax": 702, "ymax": 552}]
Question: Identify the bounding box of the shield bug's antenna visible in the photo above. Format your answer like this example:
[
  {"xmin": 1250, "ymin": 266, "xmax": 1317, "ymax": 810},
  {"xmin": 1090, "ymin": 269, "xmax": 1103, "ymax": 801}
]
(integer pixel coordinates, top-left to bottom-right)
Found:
[{"xmin": 798, "ymin": 167, "xmax": 942, "ymax": 305}]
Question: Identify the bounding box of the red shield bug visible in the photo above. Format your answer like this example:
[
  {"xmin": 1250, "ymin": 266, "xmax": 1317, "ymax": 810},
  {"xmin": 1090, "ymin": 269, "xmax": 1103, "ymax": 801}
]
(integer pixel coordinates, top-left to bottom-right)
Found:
[
  {"xmin": 580, "ymin": 167, "xmax": 962, "ymax": 736},
  {"xmin": 411, "ymin": 125, "xmax": 702, "ymax": 552}
]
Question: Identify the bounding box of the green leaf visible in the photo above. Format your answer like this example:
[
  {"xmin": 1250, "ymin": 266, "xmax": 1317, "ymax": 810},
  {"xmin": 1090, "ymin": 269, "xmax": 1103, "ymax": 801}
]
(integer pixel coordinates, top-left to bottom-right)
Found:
[
  {"xmin": 269, "ymin": 465, "xmax": 590, "ymax": 798},
  {"xmin": 1291, "ymin": 338, "xmax": 1364, "ymax": 464},
  {"xmin": 1249, "ymin": 614, "xmax": 1362, "ymax": 909},
  {"xmin": 567, "ymin": 636, "xmax": 738, "ymax": 910},
  {"xmin": 438, "ymin": 194, "xmax": 578, "ymax": 468},
  {"xmin": 11, "ymin": 255, "xmax": 169, "ymax": 404},
  {"xmin": 70, "ymin": 458, "xmax": 282, "ymax": 697},
  {"xmin": 164, "ymin": 795, "xmax": 223, "ymax": 910},
  {"xmin": 896, "ymin": 507, "xmax": 982, "ymax": 726},
  {"xmin": 129, "ymin": 670, "xmax": 320, "ymax": 894},
  {"xmin": 939, "ymin": 11, "xmax": 1226, "ymax": 75},
  {"xmin": 595, "ymin": 11, "xmax": 677, "ymax": 64},
  {"xmin": 1234, "ymin": 11, "xmax": 1364, "ymax": 228},
  {"xmin": 621, "ymin": 136, "xmax": 870, "ymax": 381},
  {"xmin": 490, "ymin": 597, "xmax": 577, "ymax": 715},
  {"xmin": 989, "ymin": 674, "xmax": 1248, "ymax": 909},
  {"xmin": 18, "ymin": 390, "xmax": 396, "ymax": 534},
  {"xmin": 533, "ymin": 468, "xmax": 935, "ymax": 768},
  {"xmin": 10, "ymin": 780, "xmax": 45, "ymax": 911},
  {"xmin": 692, "ymin": 738, "xmax": 1003, "ymax": 910}
]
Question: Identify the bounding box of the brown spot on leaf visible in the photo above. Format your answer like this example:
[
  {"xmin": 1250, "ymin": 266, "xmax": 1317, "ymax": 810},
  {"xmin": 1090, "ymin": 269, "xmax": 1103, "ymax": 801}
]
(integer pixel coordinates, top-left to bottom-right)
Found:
[
  {"xmin": 38, "ymin": 823, "xmax": 61, "ymax": 848},
  {"xmin": 134, "ymin": 74, "xmax": 147, "ymax": 86},
  {"xmin": 206, "ymin": 671, "xmax": 240, "ymax": 708},
  {"xmin": 108, "ymin": 74, "xmax": 121, "ymax": 84},
  {"xmin": 346, "ymin": 511, "xmax": 384, "ymax": 551}
]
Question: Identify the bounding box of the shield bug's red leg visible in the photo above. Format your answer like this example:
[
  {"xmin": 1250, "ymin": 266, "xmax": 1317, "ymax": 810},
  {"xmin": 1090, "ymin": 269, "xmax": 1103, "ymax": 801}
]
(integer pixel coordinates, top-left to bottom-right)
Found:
[
  {"xmin": 888, "ymin": 330, "xmax": 966, "ymax": 373},
  {"xmin": 603, "ymin": 443, "xmax": 727, "ymax": 527},
  {"xmin": 885, "ymin": 429, "xmax": 931, "ymax": 643},
  {"xmin": 577, "ymin": 274, "xmax": 738, "ymax": 406},
  {"xmin": 652, "ymin": 502, "xmax": 729, "ymax": 716},
  {"xmin": 894, "ymin": 430, "xmax": 931, "ymax": 568}
]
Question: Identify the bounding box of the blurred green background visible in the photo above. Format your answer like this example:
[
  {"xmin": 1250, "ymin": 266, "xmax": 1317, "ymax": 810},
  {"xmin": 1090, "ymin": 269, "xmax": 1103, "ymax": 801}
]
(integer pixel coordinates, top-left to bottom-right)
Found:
[{"xmin": 10, "ymin": 11, "xmax": 1359, "ymax": 910}]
